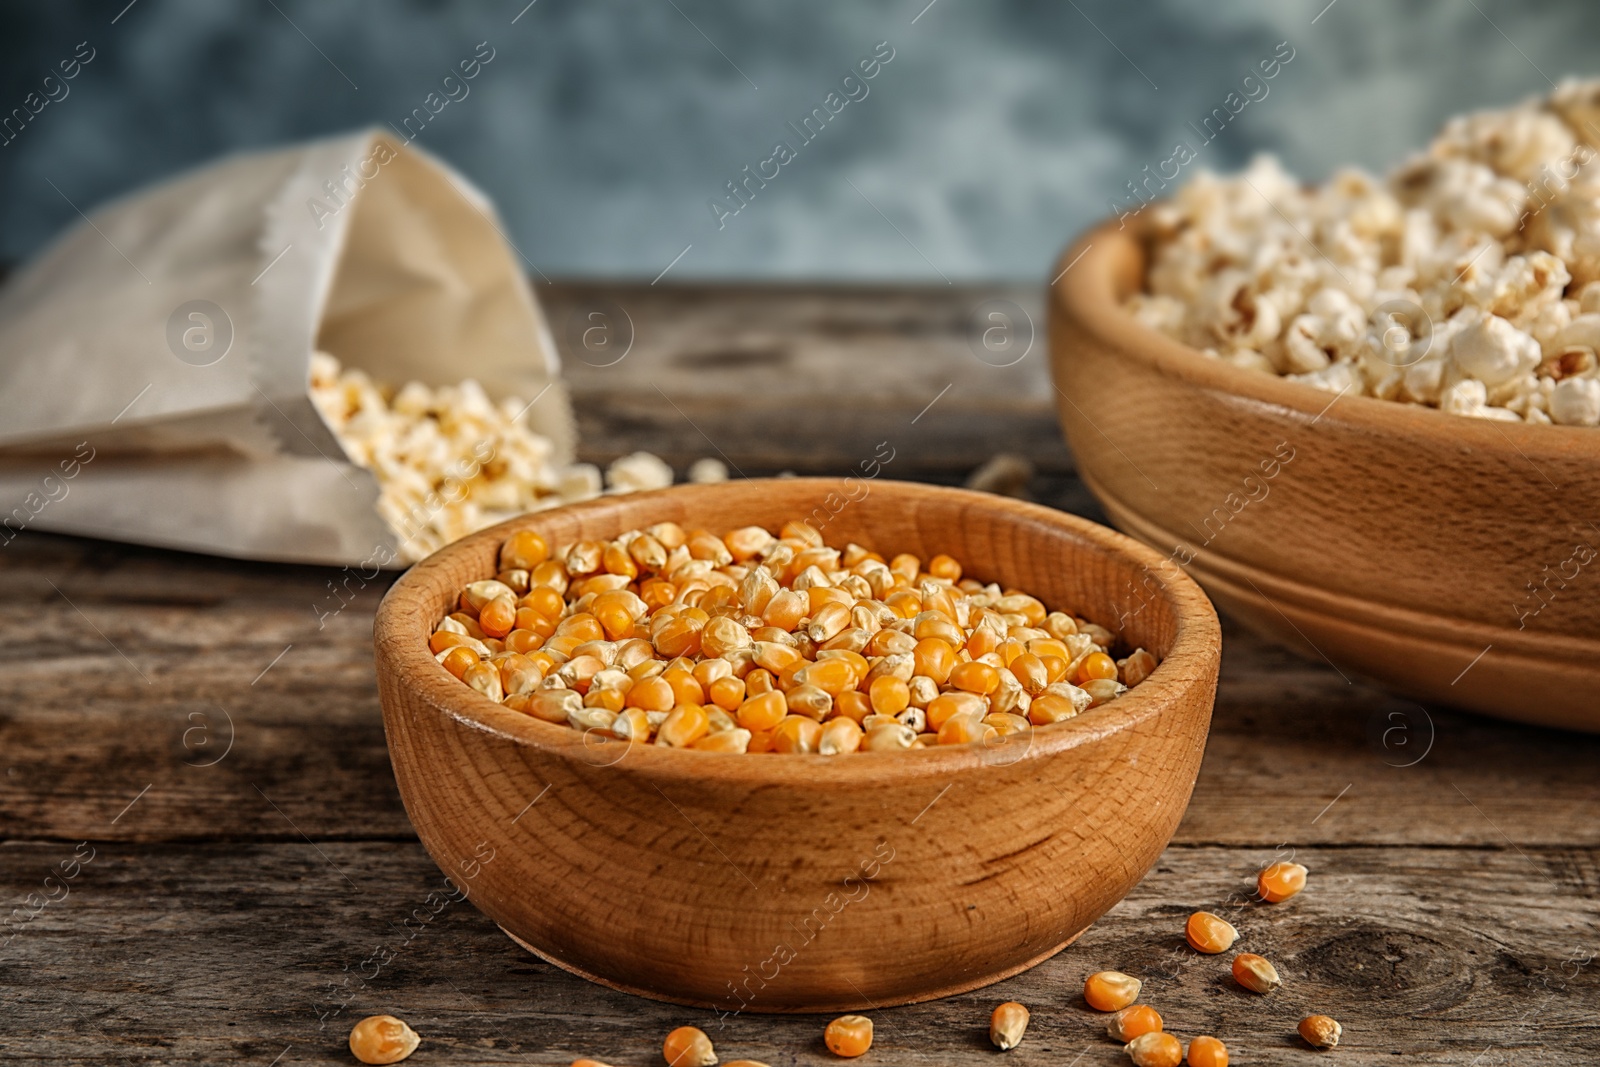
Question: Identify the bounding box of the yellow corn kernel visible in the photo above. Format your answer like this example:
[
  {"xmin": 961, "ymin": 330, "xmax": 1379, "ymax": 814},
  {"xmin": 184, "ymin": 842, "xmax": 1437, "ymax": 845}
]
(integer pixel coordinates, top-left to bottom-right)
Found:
[
  {"xmin": 662, "ymin": 668, "xmax": 705, "ymax": 707},
  {"xmin": 983, "ymin": 712, "xmax": 1031, "ymax": 737},
  {"xmin": 1106, "ymin": 1004, "xmax": 1163, "ymax": 1042},
  {"xmin": 761, "ymin": 588, "xmax": 808, "ymax": 631},
  {"xmin": 349, "ymin": 1014, "xmax": 420, "ymax": 1065},
  {"xmin": 868, "ymin": 675, "xmax": 910, "ymax": 716},
  {"xmin": 784, "ymin": 684, "xmax": 834, "ymax": 721},
  {"xmin": 737, "ymin": 690, "xmax": 788, "ymax": 732},
  {"xmin": 937, "ymin": 711, "xmax": 997, "ymax": 746},
  {"xmin": 1074, "ymin": 650, "xmax": 1118, "ymax": 685},
  {"xmin": 438, "ymin": 644, "xmax": 480, "ymax": 680},
  {"xmin": 862, "ymin": 722, "xmax": 917, "ymax": 751},
  {"xmin": 771, "ymin": 715, "xmax": 822, "ymax": 754},
  {"xmin": 888, "ymin": 553, "xmax": 920, "ymax": 583},
  {"xmin": 501, "ymin": 530, "xmax": 550, "ymax": 571},
  {"xmin": 1185, "ymin": 911, "xmax": 1238, "ymax": 954},
  {"xmin": 989, "ymin": 1001, "xmax": 1028, "ymax": 1051},
  {"xmin": 611, "ymin": 707, "xmax": 652, "ymax": 743},
  {"xmin": 795, "ymin": 656, "xmax": 855, "ymax": 696},
  {"xmin": 690, "ymin": 728, "xmax": 753, "ymax": 753},
  {"xmin": 1120, "ymin": 647, "xmax": 1158, "ymax": 687},
  {"xmin": 1231, "ymin": 952, "xmax": 1280, "ymax": 994},
  {"xmin": 692, "ymin": 656, "xmax": 732, "ymax": 687},
  {"xmin": 834, "ymin": 688, "xmax": 873, "ymax": 723},
  {"xmin": 1084, "ymin": 970, "xmax": 1141, "ymax": 1011},
  {"xmin": 1027, "ymin": 693, "xmax": 1079, "ymax": 725},
  {"xmin": 625, "ymin": 676, "xmax": 676, "ymax": 712},
  {"xmin": 1007, "ymin": 652, "xmax": 1049, "ymax": 695},
  {"xmin": 926, "ymin": 691, "xmax": 987, "ymax": 731},
  {"xmin": 1125, "ymin": 1031, "xmax": 1182, "ymax": 1067},
  {"xmin": 1298, "ymin": 1015, "xmax": 1341, "ymax": 1049},
  {"xmin": 701, "ymin": 615, "xmax": 753, "ymax": 658},
  {"xmin": 1258, "ymin": 861, "xmax": 1308, "ymax": 903},
  {"xmin": 708, "ymin": 675, "xmax": 746, "ymax": 712},
  {"xmin": 824, "ymin": 1014, "xmax": 873, "ymax": 1058},
  {"xmin": 656, "ymin": 705, "xmax": 710, "ymax": 748},
  {"xmin": 819, "ymin": 717, "xmax": 863, "ymax": 755},
  {"xmin": 949, "ymin": 660, "xmax": 1001, "ymax": 696},
  {"xmin": 1187, "ymin": 1036, "xmax": 1227, "ymax": 1067},
  {"xmin": 663, "ymin": 1026, "xmax": 716, "ymax": 1067},
  {"xmin": 912, "ymin": 637, "xmax": 956, "ymax": 684}
]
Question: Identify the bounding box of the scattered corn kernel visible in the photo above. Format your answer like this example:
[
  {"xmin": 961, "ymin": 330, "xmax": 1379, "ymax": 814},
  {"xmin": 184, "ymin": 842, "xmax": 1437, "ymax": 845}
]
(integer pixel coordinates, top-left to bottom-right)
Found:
[
  {"xmin": 1185, "ymin": 911, "xmax": 1239, "ymax": 954},
  {"xmin": 434, "ymin": 520, "xmax": 1157, "ymax": 753},
  {"xmin": 663, "ymin": 1025, "xmax": 717, "ymax": 1067},
  {"xmin": 348, "ymin": 1015, "xmax": 420, "ymax": 1065},
  {"xmin": 989, "ymin": 1001, "xmax": 1030, "ymax": 1051},
  {"xmin": 1125, "ymin": 1031, "xmax": 1183, "ymax": 1067},
  {"xmin": 1258, "ymin": 861, "xmax": 1308, "ymax": 903},
  {"xmin": 1298, "ymin": 1015, "xmax": 1342, "ymax": 1050},
  {"xmin": 1106, "ymin": 1004, "xmax": 1163, "ymax": 1042},
  {"xmin": 1186, "ymin": 1036, "xmax": 1228, "ymax": 1067},
  {"xmin": 824, "ymin": 1015, "xmax": 874, "ymax": 1058},
  {"xmin": 1231, "ymin": 952, "xmax": 1281, "ymax": 994},
  {"xmin": 1084, "ymin": 970, "xmax": 1142, "ymax": 1012}
]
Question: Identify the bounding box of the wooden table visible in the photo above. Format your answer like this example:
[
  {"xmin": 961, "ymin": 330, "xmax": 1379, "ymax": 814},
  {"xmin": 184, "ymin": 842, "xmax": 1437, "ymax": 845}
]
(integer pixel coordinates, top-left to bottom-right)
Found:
[{"xmin": 2, "ymin": 283, "xmax": 1595, "ymax": 1065}]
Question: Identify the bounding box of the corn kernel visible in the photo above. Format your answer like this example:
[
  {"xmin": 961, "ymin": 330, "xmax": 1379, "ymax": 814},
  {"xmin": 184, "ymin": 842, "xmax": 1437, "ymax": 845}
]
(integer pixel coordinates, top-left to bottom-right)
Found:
[
  {"xmin": 349, "ymin": 1015, "xmax": 420, "ymax": 1065},
  {"xmin": 1298, "ymin": 1015, "xmax": 1341, "ymax": 1049},
  {"xmin": 990, "ymin": 1001, "xmax": 1029, "ymax": 1051},
  {"xmin": 1084, "ymin": 970, "xmax": 1141, "ymax": 1012},
  {"xmin": 1185, "ymin": 911, "xmax": 1239, "ymax": 954},
  {"xmin": 1231, "ymin": 952, "xmax": 1280, "ymax": 994},
  {"xmin": 1186, "ymin": 1036, "xmax": 1227, "ymax": 1067},
  {"xmin": 1107, "ymin": 1004, "xmax": 1162, "ymax": 1042},
  {"xmin": 1125, "ymin": 1031, "xmax": 1182, "ymax": 1067},
  {"xmin": 824, "ymin": 1014, "xmax": 873, "ymax": 1058},
  {"xmin": 663, "ymin": 1026, "xmax": 716, "ymax": 1067},
  {"xmin": 771, "ymin": 715, "xmax": 822, "ymax": 754},
  {"xmin": 434, "ymin": 520, "xmax": 1158, "ymax": 758},
  {"xmin": 819, "ymin": 717, "xmax": 864, "ymax": 755},
  {"xmin": 1258, "ymin": 861, "xmax": 1308, "ymax": 903}
]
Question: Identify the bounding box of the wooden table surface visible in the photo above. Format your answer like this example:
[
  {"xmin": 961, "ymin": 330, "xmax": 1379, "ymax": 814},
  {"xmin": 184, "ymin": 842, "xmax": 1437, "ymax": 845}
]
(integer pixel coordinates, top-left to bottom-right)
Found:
[{"xmin": 2, "ymin": 282, "xmax": 1596, "ymax": 1065}]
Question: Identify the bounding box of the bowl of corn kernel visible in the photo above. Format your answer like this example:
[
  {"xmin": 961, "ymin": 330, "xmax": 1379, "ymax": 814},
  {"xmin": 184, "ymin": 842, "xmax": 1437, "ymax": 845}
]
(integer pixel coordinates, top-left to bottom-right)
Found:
[
  {"xmin": 374, "ymin": 478, "xmax": 1219, "ymax": 1010},
  {"xmin": 1051, "ymin": 81, "xmax": 1600, "ymax": 731}
]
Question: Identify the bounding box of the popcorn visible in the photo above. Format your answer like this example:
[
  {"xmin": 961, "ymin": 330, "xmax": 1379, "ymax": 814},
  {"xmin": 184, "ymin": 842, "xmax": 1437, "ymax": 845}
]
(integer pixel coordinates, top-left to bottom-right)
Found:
[
  {"xmin": 1130, "ymin": 79, "xmax": 1600, "ymax": 426},
  {"xmin": 605, "ymin": 451, "xmax": 675, "ymax": 494},
  {"xmin": 688, "ymin": 457, "xmax": 731, "ymax": 483},
  {"xmin": 1450, "ymin": 315, "xmax": 1541, "ymax": 386},
  {"xmin": 1551, "ymin": 377, "xmax": 1600, "ymax": 426},
  {"xmin": 309, "ymin": 352, "xmax": 682, "ymax": 562}
]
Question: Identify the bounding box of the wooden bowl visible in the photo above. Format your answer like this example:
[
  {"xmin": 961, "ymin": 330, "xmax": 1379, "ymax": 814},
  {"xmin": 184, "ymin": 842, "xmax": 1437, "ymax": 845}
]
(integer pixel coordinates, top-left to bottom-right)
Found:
[
  {"xmin": 1051, "ymin": 221, "xmax": 1600, "ymax": 732},
  {"xmin": 373, "ymin": 479, "xmax": 1219, "ymax": 1011}
]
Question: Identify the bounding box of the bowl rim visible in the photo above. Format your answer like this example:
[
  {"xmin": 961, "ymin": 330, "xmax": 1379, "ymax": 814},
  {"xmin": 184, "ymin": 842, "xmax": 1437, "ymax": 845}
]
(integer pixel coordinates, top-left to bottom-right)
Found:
[
  {"xmin": 1052, "ymin": 219, "xmax": 1600, "ymax": 460},
  {"xmin": 374, "ymin": 478, "xmax": 1220, "ymax": 786}
]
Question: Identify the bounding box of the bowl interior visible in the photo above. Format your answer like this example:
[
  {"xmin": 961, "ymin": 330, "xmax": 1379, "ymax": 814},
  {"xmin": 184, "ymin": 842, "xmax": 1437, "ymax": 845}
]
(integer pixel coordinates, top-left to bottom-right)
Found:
[{"xmin": 384, "ymin": 478, "xmax": 1215, "ymax": 768}]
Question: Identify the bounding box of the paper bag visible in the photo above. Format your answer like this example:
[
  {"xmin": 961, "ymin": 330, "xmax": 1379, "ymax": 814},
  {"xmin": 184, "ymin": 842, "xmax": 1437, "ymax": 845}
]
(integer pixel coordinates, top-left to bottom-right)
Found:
[{"xmin": 0, "ymin": 129, "xmax": 573, "ymax": 566}]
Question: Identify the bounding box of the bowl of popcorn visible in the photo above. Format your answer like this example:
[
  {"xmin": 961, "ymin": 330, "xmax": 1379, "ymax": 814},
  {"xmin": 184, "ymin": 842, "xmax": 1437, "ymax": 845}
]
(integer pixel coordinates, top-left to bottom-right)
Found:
[
  {"xmin": 1051, "ymin": 80, "xmax": 1600, "ymax": 731},
  {"xmin": 373, "ymin": 478, "xmax": 1219, "ymax": 1010}
]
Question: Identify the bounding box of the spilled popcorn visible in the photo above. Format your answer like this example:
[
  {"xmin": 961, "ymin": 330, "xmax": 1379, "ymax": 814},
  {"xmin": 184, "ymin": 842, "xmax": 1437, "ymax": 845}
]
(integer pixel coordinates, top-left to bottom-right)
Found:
[
  {"xmin": 309, "ymin": 352, "xmax": 722, "ymax": 562},
  {"xmin": 1128, "ymin": 78, "xmax": 1600, "ymax": 426}
]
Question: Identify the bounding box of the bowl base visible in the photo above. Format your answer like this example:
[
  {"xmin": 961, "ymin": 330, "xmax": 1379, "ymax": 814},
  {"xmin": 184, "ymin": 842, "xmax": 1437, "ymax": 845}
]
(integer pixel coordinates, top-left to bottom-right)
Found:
[
  {"xmin": 1084, "ymin": 469, "xmax": 1600, "ymax": 732},
  {"xmin": 498, "ymin": 924, "xmax": 1092, "ymax": 1013}
]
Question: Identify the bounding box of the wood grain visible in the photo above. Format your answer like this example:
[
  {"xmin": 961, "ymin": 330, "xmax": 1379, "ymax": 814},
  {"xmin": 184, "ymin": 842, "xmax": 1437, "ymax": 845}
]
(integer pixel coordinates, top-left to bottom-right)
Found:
[
  {"xmin": 0, "ymin": 283, "xmax": 1594, "ymax": 1062},
  {"xmin": 1051, "ymin": 225, "xmax": 1600, "ymax": 731},
  {"xmin": 543, "ymin": 282, "xmax": 1068, "ymax": 476},
  {"xmin": 374, "ymin": 479, "xmax": 1219, "ymax": 1010},
  {"xmin": 1, "ymin": 842, "xmax": 1592, "ymax": 1065}
]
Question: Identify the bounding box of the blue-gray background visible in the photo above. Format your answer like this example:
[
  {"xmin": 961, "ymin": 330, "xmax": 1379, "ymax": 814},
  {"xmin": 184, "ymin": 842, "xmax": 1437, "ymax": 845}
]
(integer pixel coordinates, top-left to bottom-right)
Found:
[{"xmin": 2, "ymin": 0, "xmax": 1594, "ymax": 282}]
